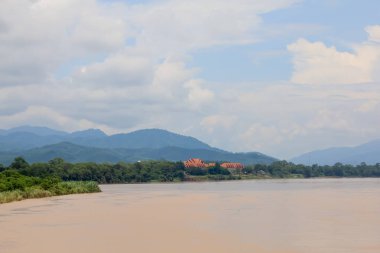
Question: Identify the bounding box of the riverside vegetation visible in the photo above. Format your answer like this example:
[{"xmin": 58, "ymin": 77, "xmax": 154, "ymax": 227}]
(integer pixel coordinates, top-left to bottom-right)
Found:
[
  {"xmin": 0, "ymin": 157, "xmax": 101, "ymax": 204},
  {"xmin": 1, "ymin": 157, "xmax": 380, "ymax": 203}
]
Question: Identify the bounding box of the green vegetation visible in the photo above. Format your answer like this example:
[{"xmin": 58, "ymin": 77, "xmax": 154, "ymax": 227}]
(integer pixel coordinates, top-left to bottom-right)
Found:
[
  {"xmin": 0, "ymin": 169, "xmax": 100, "ymax": 204},
  {"xmin": 245, "ymin": 161, "xmax": 380, "ymax": 178},
  {"xmin": 1, "ymin": 156, "xmax": 380, "ymax": 204},
  {"xmin": 4, "ymin": 157, "xmax": 380, "ymax": 184},
  {"xmin": 0, "ymin": 142, "xmax": 276, "ymax": 166}
]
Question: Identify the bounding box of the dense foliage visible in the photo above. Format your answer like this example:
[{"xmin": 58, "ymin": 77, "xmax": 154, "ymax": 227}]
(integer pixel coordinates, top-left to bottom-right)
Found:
[
  {"xmin": 1, "ymin": 157, "xmax": 380, "ymax": 186},
  {"xmin": 16, "ymin": 158, "xmax": 187, "ymax": 183},
  {"xmin": 0, "ymin": 168, "xmax": 100, "ymax": 204},
  {"xmin": 243, "ymin": 161, "xmax": 380, "ymax": 178}
]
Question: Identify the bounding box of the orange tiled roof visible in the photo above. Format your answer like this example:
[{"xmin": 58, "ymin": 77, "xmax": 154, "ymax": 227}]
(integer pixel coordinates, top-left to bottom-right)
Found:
[
  {"xmin": 184, "ymin": 159, "xmax": 243, "ymax": 169},
  {"xmin": 184, "ymin": 158, "xmax": 206, "ymax": 168},
  {"xmin": 220, "ymin": 162, "xmax": 244, "ymax": 169}
]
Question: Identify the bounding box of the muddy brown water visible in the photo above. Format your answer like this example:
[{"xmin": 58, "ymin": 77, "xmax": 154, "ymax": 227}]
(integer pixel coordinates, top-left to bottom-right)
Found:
[{"xmin": 1, "ymin": 178, "xmax": 380, "ymax": 253}]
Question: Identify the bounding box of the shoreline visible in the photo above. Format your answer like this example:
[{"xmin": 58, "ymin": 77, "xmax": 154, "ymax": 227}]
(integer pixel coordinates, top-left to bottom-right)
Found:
[
  {"xmin": 0, "ymin": 181, "xmax": 101, "ymax": 205},
  {"xmin": 2, "ymin": 176, "xmax": 379, "ymax": 204}
]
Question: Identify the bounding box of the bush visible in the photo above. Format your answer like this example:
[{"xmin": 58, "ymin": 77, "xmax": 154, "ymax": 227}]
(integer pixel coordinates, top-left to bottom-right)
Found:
[{"xmin": 0, "ymin": 170, "xmax": 101, "ymax": 204}]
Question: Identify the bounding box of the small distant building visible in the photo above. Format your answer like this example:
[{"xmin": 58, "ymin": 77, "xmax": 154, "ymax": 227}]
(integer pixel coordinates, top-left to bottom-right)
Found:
[
  {"xmin": 184, "ymin": 158, "xmax": 206, "ymax": 168},
  {"xmin": 183, "ymin": 158, "xmax": 243, "ymax": 169},
  {"xmin": 220, "ymin": 162, "xmax": 244, "ymax": 169}
]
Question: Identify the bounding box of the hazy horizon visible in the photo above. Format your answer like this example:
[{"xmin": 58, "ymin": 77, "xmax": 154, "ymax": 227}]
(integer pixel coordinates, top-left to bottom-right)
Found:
[
  {"xmin": 1, "ymin": 0, "xmax": 379, "ymax": 159},
  {"xmin": 0, "ymin": 125, "xmax": 380, "ymax": 161}
]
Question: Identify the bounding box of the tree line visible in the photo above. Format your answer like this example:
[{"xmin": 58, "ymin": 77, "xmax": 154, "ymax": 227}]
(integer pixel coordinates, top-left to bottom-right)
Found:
[
  {"xmin": 1, "ymin": 157, "xmax": 380, "ymax": 184},
  {"xmin": 243, "ymin": 160, "xmax": 380, "ymax": 178}
]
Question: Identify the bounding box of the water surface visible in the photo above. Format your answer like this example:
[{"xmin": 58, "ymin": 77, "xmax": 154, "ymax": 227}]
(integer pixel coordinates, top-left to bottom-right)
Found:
[{"xmin": 1, "ymin": 178, "xmax": 380, "ymax": 253}]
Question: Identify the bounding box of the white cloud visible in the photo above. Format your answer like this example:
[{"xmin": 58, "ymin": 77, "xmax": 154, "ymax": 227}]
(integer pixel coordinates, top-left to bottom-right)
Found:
[
  {"xmin": 0, "ymin": 105, "xmax": 119, "ymax": 133},
  {"xmin": 0, "ymin": 0, "xmax": 130, "ymax": 86},
  {"xmin": 239, "ymin": 123, "xmax": 285, "ymax": 149},
  {"xmin": 184, "ymin": 81, "xmax": 380, "ymax": 158},
  {"xmin": 288, "ymin": 26, "xmax": 380, "ymax": 85},
  {"xmin": 366, "ymin": 25, "xmax": 380, "ymax": 43},
  {"xmin": 184, "ymin": 79, "xmax": 215, "ymax": 109},
  {"xmin": 130, "ymin": 0, "xmax": 299, "ymax": 54},
  {"xmin": 200, "ymin": 115, "xmax": 238, "ymax": 133},
  {"xmin": 150, "ymin": 56, "xmax": 197, "ymax": 99},
  {"xmin": 355, "ymin": 100, "xmax": 379, "ymax": 113},
  {"xmin": 72, "ymin": 49, "xmax": 154, "ymax": 87},
  {"xmin": 0, "ymin": 0, "xmax": 298, "ymax": 88},
  {"xmin": 1, "ymin": 0, "xmax": 379, "ymax": 160}
]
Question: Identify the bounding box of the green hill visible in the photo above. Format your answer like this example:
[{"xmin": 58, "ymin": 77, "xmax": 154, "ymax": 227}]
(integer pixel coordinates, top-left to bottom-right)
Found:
[{"xmin": 0, "ymin": 142, "xmax": 276, "ymax": 165}]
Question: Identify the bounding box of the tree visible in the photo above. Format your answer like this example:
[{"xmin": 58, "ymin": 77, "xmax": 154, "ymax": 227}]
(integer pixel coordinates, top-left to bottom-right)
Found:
[
  {"xmin": 208, "ymin": 163, "xmax": 221, "ymax": 175},
  {"xmin": 10, "ymin": 157, "xmax": 29, "ymax": 170},
  {"xmin": 48, "ymin": 158, "xmax": 65, "ymax": 167}
]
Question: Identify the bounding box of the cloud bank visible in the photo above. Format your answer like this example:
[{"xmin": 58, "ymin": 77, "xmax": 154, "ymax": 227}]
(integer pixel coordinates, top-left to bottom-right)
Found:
[{"xmin": 0, "ymin": 0, "xmax": 379, "ymax": 158}]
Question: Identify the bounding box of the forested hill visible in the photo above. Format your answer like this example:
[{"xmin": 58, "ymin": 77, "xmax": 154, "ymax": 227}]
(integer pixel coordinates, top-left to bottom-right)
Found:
[
  {"xmin": 0, "ymin": 126, "xmax": 214, "ymax": 151},
  {"xmin": 0, "ymin": 142, "xmax": 277, "ymax": 166}
]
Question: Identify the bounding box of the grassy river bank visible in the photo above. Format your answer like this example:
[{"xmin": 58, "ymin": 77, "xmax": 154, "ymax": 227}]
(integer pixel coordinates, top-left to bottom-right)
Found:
[{"xmin": 0, "ymin": 170, "xmax": 100, "ymax": 204}]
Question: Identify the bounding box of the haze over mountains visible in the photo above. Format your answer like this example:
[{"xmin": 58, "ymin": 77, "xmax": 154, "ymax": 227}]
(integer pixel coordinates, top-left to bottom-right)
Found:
[
  {"xmin": 1, "ymin": 126, "xmax": 378, "ymax": 166},
  {"xmin": 0, "ymin": 126, "xmax": 211, "ymax": 151},
  {"xmin": 0, "ymin": 126, "xmax": 276, "ymax": 165},
  {"xmin": 291, "ymin": 139, "xmax": 380, "ymax": 166}
]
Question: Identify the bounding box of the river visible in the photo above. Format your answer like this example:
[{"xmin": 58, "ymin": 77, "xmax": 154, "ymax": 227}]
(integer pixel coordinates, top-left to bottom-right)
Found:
[{"xmin": 1, "ymin": 178, "xmax": 380, "ymax": 253}]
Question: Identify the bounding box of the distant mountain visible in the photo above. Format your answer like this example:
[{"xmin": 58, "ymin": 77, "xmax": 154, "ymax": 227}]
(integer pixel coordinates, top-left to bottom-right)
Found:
[
  {"xmin": 0, "ymin": 126, "xmax": 276, "ymax": 165},
  {"xmin": 0, "ymin": 142, "xmax": 277, "ymax": 165},
  {"xmin": 0, "ymin": 127, "xmax": 213, "ymax": 151},
  {"xmin": 69, "ymin": 129, "xmax": 107, "ymax": 138},
  {"xmin": 0, "ymin": 126, "xmax": 69, "ymax": 151},
  {"xmin": 291, "ymin": 139, "xmax": 380, "ymax": 165},
  {"xmin": 0, "ymin": 125, "xmax": 67, "ymax": 136},
  {"xmin": 83, "ymin": 129, "xmax": 214, "ymax": 150},
  {"xmin": 0, "ymin": 132, "xmax": 64, "ymax": 151}
]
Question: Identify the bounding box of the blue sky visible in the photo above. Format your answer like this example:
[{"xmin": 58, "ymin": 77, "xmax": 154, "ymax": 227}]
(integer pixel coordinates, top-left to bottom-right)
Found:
[
  {"xmin": 192, "ymin": 0, "xmax": 380, "ymax": 83},
  {"xmin": 0, "ymin": 0, "xmax": 379, "ymax": 158}
]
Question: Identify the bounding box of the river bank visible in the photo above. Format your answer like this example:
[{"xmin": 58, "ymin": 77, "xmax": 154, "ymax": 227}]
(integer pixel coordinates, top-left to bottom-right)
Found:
[{"xmin": 0, "ymin": 170, "xmax": 100, "ymax": 204}]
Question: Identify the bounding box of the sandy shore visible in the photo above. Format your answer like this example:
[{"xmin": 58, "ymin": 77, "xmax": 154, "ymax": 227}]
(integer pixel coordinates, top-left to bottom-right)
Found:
[{"xmin": 1, "ymin": 180, "xmax": 380, "ymax": 253}]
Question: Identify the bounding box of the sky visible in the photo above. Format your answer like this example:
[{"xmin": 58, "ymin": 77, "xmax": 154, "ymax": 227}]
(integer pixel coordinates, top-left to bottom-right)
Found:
[{"xmin": 0, "ymin": 0, "xmax": 379, "ymax": 159}]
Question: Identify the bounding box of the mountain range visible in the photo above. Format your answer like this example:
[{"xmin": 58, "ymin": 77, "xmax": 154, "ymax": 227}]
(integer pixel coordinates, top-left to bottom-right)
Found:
[
  {"xmin": 1, "ymin": 126, "xmax": 378, "ymax": 166},
  {"xmin": 0, "ymin": 126, "xmax": 276, "ymax": 165},
  {"xmin": 291, "ymin": 139, "xmax": 380, "ymax": 165},
  {"xmin": 0, "ymin": 126, "xmax": 212, "ymax": 151}
]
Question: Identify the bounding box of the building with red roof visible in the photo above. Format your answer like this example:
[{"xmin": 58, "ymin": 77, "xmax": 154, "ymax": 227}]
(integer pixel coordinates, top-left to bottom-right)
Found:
[
  {"xmin": 220, "ymin": 162, "xmax": 244, "ymax": 169},
  {"xmin": 183, "ymin": 158, "xmax": 244, "ymax": 169},
  {"xmin": 183, "ymin": 158, "xmax": 206, "ymax": 168}
]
